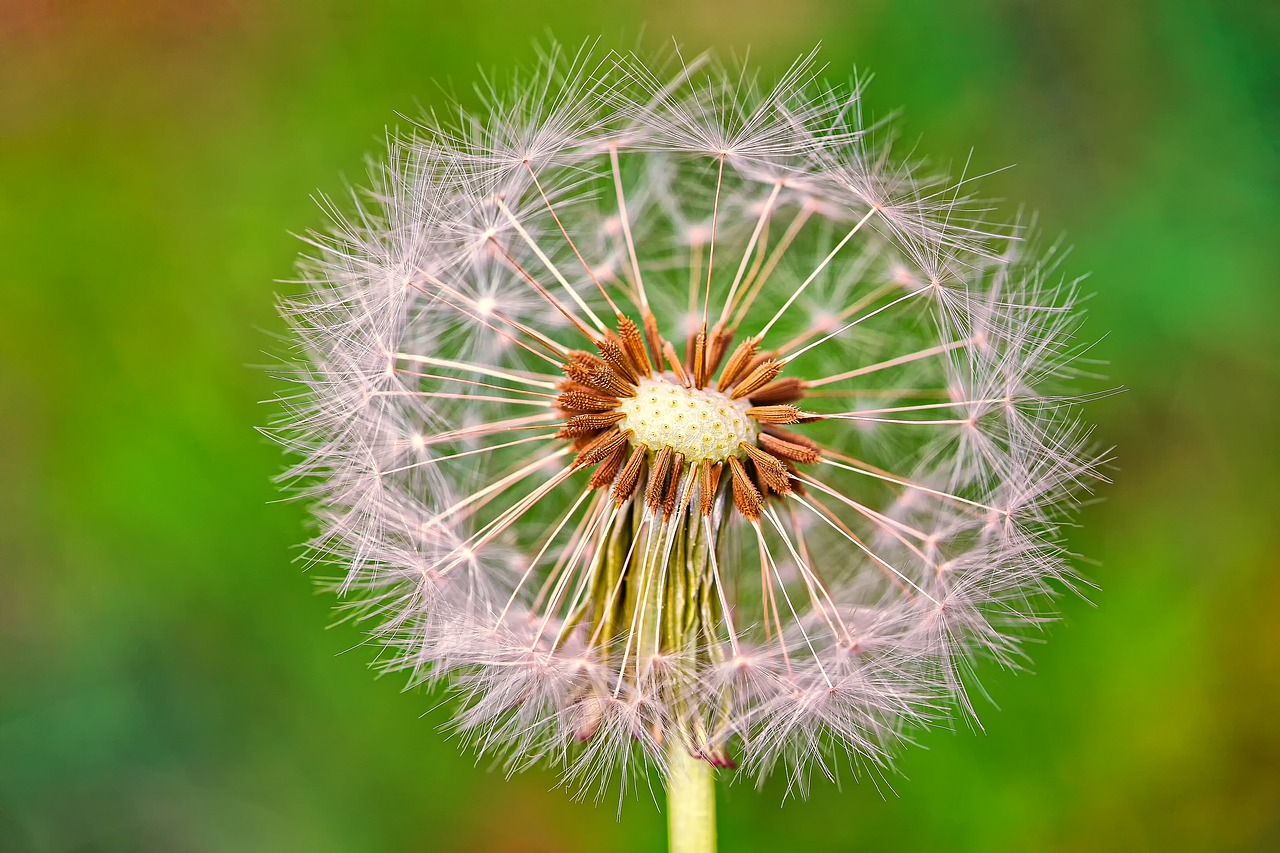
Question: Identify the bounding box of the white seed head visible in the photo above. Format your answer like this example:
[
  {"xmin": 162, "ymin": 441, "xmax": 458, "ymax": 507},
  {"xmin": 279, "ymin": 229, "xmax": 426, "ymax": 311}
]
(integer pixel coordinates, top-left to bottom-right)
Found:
[{"xmin": 270, "ymin": 43, "xmax": 1110, "ymax": 803}]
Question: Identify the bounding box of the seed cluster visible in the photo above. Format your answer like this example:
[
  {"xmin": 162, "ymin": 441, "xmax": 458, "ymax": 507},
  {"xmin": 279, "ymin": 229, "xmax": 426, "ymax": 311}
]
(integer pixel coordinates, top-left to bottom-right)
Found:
[
  {"xmin": 278, "ymin": 47, "xmax": 1103, "ymax": 797},
  {"xmin": 556, "ymin": 315, "xmax": 823, "ymax": 520}
]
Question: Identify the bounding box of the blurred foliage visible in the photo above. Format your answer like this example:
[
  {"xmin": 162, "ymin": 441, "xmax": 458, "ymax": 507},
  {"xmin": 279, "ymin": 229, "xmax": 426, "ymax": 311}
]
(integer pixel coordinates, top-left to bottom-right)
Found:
[{"xmin": 2, "ymin": 1, "xmax": 1278, "ymax": 851}]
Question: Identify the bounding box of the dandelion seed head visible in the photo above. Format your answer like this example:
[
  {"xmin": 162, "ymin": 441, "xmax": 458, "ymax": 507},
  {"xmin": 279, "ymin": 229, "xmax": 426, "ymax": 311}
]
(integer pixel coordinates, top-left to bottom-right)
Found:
[{"xmin": 271, "ymin": 43, "xmax": 1109, "ymax": 802}]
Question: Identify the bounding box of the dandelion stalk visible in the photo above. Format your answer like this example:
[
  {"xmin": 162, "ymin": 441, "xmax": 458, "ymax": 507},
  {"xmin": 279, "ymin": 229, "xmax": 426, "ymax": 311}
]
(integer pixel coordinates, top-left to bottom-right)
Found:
[
  {"xmin": 273, "ymin": 40, "xmax": 1109, "ymax": 840},
  {"xmin": 667, "ymin": 743, "xmax": 717, "ymax": 853}
]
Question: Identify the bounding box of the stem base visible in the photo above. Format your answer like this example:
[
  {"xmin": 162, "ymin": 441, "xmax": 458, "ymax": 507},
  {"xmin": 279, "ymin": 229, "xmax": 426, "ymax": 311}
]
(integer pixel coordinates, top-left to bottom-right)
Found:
[{"xmin": 666, "ymin": 745, "xmax": 716, "ymax": 853}]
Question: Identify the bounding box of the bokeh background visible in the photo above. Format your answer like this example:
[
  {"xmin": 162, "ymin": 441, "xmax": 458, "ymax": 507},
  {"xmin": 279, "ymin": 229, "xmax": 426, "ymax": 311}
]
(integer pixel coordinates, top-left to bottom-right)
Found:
[{"xmin": 3, "ymin": 1, "xmax": 1277, "ymax": 851}]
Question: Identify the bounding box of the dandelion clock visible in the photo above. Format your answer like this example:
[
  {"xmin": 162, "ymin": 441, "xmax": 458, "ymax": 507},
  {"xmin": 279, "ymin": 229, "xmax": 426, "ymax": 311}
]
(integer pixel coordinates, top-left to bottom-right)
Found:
[{"xmin": 272, "ymin": 45, "xmax": 1108, "ymax": 853}]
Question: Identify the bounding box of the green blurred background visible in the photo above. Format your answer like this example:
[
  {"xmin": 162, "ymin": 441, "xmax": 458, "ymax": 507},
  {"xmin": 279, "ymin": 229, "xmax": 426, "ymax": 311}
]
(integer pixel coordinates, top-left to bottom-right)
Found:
[{"xmin": 2, "ymin": 1, "xmax": 1277, "ymax": 850}]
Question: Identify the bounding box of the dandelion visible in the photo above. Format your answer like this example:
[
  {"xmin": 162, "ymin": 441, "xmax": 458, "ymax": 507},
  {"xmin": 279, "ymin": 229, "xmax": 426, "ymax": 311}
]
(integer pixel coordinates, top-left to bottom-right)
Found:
[{"xmin": 273, "ymin": 43, "xmax": 1108, "ymax": 852}]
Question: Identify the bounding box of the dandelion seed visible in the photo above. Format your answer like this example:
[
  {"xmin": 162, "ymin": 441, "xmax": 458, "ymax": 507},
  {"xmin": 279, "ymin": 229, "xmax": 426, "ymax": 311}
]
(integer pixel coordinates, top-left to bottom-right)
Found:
[{"xmin": 272, "ymin": 43, "xmax": 1109, "ymax": 852}]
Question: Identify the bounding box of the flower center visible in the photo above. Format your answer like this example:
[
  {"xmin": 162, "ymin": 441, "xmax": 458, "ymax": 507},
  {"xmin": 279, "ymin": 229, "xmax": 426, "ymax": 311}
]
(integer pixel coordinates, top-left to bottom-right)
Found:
[{"xmin": 617, "ymin": 374, "xmax": 757, "ymax": 462}]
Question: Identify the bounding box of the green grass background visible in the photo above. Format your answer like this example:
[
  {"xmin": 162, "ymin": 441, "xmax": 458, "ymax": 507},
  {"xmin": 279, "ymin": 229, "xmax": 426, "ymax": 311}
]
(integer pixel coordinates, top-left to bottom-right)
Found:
[{"xmin": 2, "ymin": 1, "xmax": 1277, "ymax": 850}]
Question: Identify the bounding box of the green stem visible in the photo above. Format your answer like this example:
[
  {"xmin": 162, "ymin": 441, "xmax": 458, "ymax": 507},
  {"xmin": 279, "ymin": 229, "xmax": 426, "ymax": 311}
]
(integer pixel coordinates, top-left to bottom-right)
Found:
[{"xmin": 667, "ymin": 744, "xmax": 717, "ymax": 853}]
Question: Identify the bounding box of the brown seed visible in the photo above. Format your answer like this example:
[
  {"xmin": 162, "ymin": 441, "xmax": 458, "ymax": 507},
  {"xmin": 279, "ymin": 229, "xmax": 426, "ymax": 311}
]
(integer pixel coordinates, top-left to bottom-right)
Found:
[
  {"xmin": 568, "ymin": 350, "xmax": 607, "ymax": 370},
  {"xmin": 612, "ymin": 444, "xmax": 647, "ymax": 504},
  {"xmin": 561, "ymin": 361, "xmax": 594, "ymax": 387},
  {"xmin": 740, "ymin": 351, "xmax": 775, "ymax": 378},
  {"xmin": 715, "ymin": 337, "xmax": 759, "ymax": 391},
  {"xmin": 762, "ymin": 424, "xmax": 821, "ymax": 452},
  {"xmin": 574, "ymin": 428, "xmax": 627, "ymax": 467},
  {"xmin": 662, "ymin": 455, "xmax": 686, "ymax": 517},
  {"xmin": 643, "ymin": 311, "xmax": 664, "ymax": 369},
  {"xmin": 747, "ymin": 377, "xmax": 807, "ymax": 405},
  {"xmin": 746, "ymin": 404, "xmax": 802, "ymax": 424},
  {"xmin": 690, "ymin": 329, "xmax": 708, "ymax": 389},
  {"xmin": 646, "ymin": 446, "xmax": 674, "ymax": 511},
  {"xmin": 662, "ymin": 341, "xmax": 691, "ymax": 387},
  {"xmin": 596, "ymin": 336, "xmax": 639, "ymax": 385},
  {"xmin": 586, "ymin": 368, "xmax": 635, "ymax": 398},
  {"xmin": 726, "ymin": 456, "xmax": 764, "ymax": 520},
  {"xmin": 730, "ymin": 360, "xmax": 783, "ymax": 400},
  {"xmin": 759, "ymin": 433, "xmax": 822, "ymax": 464},
  {"xmin": 617, "ymin": 316, "xmax": 653, "ymax": 378},
  {"xmin": 706, "ymin": 322, "xmax": 735, "ymax": 378},
  {"xmin": 556, "ymin": 390, "xmax": 620, "ymax": 412},
  {"xmin": 699, "ymin": 459, "xmax": 723, "ymax": 516},
  {"xmin": 751, "ymin": 459, "xmax": 773, "ymax": 499},
  {"xmin": 741, "ymin": 443, "xmax": 793, "ymax": 494},
  {"xmin": 557, "ymin": 411, "xmax": 626, "ymax": 437},
  {"xmin": 588, "ymin": 441, "xmax": 629, "ymax": 489}
]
